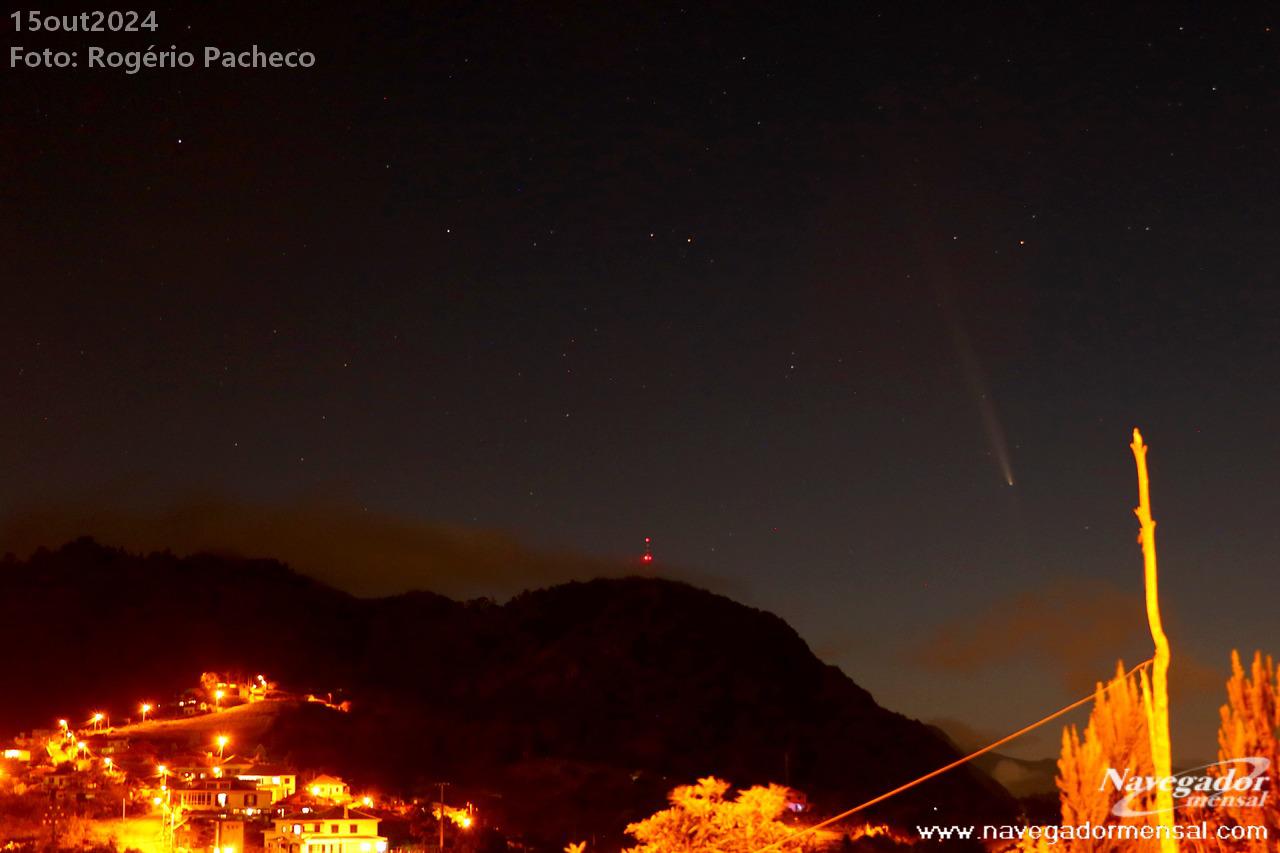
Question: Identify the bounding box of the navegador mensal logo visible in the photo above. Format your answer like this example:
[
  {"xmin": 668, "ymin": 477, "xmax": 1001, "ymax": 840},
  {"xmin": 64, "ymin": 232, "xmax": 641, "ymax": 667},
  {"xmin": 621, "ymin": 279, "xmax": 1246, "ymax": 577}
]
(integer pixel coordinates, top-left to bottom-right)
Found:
[{"xmin": 1103, "ymin": 758, "xmax": 1270, "ymax": 817}]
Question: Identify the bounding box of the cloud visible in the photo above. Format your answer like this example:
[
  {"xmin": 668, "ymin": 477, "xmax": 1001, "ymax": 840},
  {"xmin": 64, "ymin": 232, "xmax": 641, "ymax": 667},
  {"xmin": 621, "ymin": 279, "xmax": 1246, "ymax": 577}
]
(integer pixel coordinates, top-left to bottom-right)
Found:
[
  {"xmin": 0, "ymin": 495, "xmax": 637, "ymax": 599},
  {"xmin": 929, "ymin": 716, "xmax": 1047, "ymax": 754},
  {"xmin": 907, "ymin": 577, "xmax": 1228, "ymax": 704},
  {"xmin": 908, "ymin": 578, "xmax": 1149, "ymax": 693}
]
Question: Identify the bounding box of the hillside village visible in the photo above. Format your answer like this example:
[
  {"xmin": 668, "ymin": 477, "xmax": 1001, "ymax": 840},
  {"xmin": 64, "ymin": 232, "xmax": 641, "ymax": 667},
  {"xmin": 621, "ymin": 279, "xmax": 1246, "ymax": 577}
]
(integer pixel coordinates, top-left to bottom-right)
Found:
[{"xmin": 0, "ymin": 673, "xmax": 480, "ymax": 853}]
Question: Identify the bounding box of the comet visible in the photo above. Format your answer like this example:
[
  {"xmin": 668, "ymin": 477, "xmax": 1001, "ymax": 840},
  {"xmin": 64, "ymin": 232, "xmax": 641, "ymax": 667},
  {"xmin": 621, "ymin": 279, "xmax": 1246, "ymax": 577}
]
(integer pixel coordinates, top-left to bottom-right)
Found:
[{"xmin": 940, "ymin": 292, "xmax": 1015, "ymax": 487}]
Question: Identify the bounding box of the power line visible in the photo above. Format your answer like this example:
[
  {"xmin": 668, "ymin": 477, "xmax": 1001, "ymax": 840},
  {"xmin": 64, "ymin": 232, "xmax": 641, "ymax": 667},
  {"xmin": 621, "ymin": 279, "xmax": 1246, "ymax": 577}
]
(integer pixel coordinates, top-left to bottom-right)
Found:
[{"xmin": 753, "ymin": 657, "xmax": 1155, "ymax": 852}]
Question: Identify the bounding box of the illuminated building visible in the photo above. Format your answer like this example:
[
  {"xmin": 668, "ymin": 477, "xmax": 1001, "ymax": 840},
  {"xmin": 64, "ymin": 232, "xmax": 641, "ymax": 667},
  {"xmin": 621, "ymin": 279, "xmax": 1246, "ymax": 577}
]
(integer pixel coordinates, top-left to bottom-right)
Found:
[
  {"xmin": 306, "ymin": 774, "xmax": 351, "ymax": 803},
  {"xmin": 235, "ymin": 766, "xmax": 298, "ymax": 803},
  {"xmin": 170, "ymin": 778, "xmax": 271, "ymax": 814},
  {"xmin": 263, "ymin": 806, "xmax": 387, "ymax": 853}
]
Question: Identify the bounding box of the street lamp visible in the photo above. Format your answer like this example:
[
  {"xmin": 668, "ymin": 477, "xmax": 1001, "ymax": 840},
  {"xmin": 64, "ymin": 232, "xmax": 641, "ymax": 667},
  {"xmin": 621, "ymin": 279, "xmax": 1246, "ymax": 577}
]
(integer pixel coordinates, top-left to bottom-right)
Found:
[
  {"xmin": 216, "ymin": 735, "xmax": 229, "ymax": 759},
  {"xmin": 141, "ymin": 703, "xmax": 152, "ymax": 722},
  {"xmin": 90, "ymin": 712, "xmax": 104, "ymax": 732},
  {"xmin": 158, "ymin": 764, "xmax": 168, "ymax": 789},
  {"xmin": 214, "ymin": 689, "xmax": 224, "ymax": 710}
]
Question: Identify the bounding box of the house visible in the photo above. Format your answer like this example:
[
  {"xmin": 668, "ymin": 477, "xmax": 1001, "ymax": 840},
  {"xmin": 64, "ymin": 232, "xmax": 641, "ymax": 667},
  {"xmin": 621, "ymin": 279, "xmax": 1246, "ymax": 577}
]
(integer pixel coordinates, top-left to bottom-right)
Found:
[
  {"xmin": 97, "ymin": 736, "xmax": 131, "ymax": 756},
  {"xmin": 30, "ymin": 767, "xmax": 88, "ymax": 803},
  {"xmin": 263, "ymin": 806, "xmax": 387, "ymax": 853},
  {"xmin": 176, "ymin": 816, "xmax": 248, "ymax": 853},
  {"xmin": 171, "ymin": 778, "xmax": 271, "ymax": 815},
  {"xmin": 170, "ymin": 754, "xmax": 255, "ymax": 782},
  {"xmin": 237, "ymin": 765, "xmax": 298, "ymax": 803},
  {"xmin": 307, "ymin": 775, "xmax": 351, "ymax": 803}
]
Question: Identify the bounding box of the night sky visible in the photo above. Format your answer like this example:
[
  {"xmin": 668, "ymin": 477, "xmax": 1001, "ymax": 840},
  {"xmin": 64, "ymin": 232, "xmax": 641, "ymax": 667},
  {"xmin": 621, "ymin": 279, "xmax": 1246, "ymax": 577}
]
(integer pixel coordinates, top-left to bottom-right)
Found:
[{"xmin": 5, "ymin": 4, "xmax": 1280, "ymax": 761}]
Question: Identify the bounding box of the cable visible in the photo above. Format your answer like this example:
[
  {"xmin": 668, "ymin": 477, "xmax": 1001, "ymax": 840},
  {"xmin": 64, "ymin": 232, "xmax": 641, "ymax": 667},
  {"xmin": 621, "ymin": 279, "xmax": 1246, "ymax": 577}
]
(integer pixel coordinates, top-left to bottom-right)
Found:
[{"xmin": 753, "ymin": 657, "xmax": 1155, "ymax": 852}]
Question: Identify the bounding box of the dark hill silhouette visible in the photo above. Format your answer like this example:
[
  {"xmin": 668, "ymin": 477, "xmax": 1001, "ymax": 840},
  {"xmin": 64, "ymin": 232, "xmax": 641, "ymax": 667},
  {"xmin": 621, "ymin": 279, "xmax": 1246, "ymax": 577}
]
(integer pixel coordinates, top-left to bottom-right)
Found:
[{"xmin": 0, "ymin": 538, "xmax": 1013, "ymax": 848}]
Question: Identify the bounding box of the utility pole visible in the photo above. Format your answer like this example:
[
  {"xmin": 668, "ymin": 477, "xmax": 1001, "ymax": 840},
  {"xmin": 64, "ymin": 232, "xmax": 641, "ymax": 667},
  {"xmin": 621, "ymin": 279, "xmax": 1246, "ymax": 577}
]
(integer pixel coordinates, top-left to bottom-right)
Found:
[
  {"xmin": 1130, "ymin": 429, "xmax": 1177, "ymax": 853},
  {"xmin": 438, "ymin": 781, "xmax": 450, "ymax": 851}
]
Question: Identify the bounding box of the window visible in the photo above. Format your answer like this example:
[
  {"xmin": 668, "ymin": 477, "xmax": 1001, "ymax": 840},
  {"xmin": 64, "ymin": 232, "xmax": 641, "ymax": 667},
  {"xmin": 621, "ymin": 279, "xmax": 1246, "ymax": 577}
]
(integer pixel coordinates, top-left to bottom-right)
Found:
[
  {"xmin": 350, "ymin": 825, "xmax": 358, "ymax": 834},
  {"xmin": 331, "ymin": 825, "xmax": 339, "ymax": 834}
]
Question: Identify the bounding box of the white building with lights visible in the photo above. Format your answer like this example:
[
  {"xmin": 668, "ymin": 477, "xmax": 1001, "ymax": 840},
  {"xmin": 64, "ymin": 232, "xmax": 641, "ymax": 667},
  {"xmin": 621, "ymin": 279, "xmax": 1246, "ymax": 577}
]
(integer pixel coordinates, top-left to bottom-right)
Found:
[{"xmin": 263, "ymin": 806, "xmax": 387, "ymax": 853}]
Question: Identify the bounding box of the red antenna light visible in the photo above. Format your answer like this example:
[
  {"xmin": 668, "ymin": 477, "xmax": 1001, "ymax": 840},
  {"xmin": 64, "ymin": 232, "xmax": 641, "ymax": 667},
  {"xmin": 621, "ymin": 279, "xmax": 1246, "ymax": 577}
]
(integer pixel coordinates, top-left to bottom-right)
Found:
[{"xmin": 641, "ymin": 537, "xmax": 654, "ymax": 564}]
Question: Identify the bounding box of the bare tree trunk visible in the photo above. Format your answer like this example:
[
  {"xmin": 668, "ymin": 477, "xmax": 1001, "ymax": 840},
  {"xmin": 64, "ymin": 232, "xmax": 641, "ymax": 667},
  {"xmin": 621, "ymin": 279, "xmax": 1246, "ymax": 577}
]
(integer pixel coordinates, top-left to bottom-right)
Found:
[{"xmin": 1130, "ymin": 429, "xmax": 1177, "ymax": 853}]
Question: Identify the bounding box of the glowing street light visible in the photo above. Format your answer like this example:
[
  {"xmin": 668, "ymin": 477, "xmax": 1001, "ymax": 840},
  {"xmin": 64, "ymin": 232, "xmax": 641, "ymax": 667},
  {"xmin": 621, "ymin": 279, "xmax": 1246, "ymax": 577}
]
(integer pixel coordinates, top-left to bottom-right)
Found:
[
  {"xmin": 90, "ymin": 712, "xmax": 104, "ymax": 732},
  {"xmin": 216, "ymin": 735, "xmax": 229, "ymax": 759},
  {"xmin": 214, "ymin": 689, "xmax": 224, "ymax": 710},
  {"xmin": 140, "ymin": 703, "xmax": 152, "ymax": 722}
]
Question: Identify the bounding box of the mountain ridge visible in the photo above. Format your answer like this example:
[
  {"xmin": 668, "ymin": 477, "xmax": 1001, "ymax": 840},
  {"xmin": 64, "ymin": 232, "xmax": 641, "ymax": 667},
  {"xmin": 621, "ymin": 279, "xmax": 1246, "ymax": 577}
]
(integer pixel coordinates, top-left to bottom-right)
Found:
[{"xmin": 0, "ymin": 537, "xmax": 1015, "ymax": 848}]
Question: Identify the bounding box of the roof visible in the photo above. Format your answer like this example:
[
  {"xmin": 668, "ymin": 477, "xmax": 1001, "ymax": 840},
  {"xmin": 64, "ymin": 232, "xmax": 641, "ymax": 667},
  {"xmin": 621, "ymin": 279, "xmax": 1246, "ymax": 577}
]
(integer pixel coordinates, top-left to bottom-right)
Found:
[
  {"xmin": 237, "ymin": 764, "xmax": 295, "ymax": 776},
  {"xmin": 172, "ymin": 778, "xmax": 261, "ymax": 791},
  {"xmin": 277, "ymin": 805, "xmax": 377, "ymax": 821},
  {"xmin": 309, "ymin": 774, "xmax": 346, "ymax": 785}
]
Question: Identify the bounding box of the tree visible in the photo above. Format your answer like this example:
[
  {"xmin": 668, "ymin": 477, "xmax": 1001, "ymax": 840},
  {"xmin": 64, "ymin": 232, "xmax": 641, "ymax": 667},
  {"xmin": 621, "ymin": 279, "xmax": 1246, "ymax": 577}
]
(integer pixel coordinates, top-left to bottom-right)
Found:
[
  {"xmin": 1199, "ymin": 650, "xmax": 1279, "ymax": 853},
  {"xmin": 622, "ymin": 777, "xmax": 821, "ymax": 853},
  {"xmin": 1018, "ymin": 662, "xmax": 1155, "ymax": 853}
]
